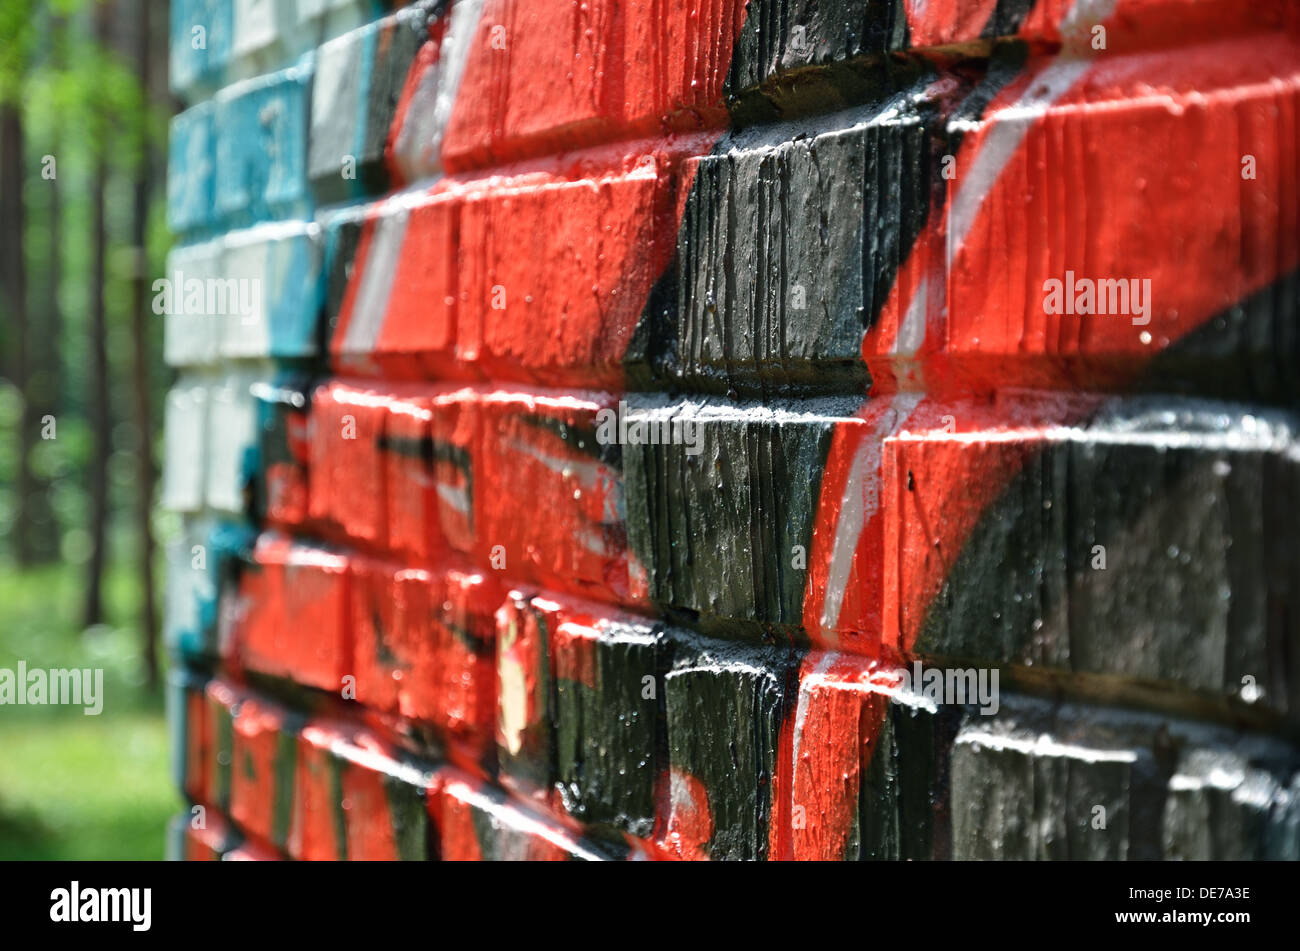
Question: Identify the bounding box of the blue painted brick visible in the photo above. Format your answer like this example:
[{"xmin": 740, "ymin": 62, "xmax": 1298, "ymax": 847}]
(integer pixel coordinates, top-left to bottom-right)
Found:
[
  {"xmin": 213, "ymin": 54, "xmax": 314, "ymax": 229},
  {"xmin": 170, "ymin": 0, "xmax": 234, "ymax": 101}
]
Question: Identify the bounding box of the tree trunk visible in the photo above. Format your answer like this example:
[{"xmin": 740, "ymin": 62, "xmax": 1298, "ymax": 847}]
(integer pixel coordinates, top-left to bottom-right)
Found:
[
  {"xmin": 131, "ymin": 0, "xmax": 159, "ymax": 685},
  {"xmin": 24, "ymin": 7, "xmax": 66, "ymax": 565},
  {"xmin": 84, "ymin": 4, "xmax": 113, "ymax": 628},
  {"xmin": 0, "ymin": 104, "xmax": 36, "ymax": 566}
]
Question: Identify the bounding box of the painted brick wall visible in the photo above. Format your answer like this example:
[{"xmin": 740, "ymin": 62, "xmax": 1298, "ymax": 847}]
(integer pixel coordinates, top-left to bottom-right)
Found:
[{"xmin": 163, "ymin": 0, "xmax": 1300, "ymax": 861}]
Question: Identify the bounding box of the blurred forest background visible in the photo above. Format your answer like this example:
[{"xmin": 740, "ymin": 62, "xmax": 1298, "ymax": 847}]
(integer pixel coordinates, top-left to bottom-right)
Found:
[{"xmin": 0, "ymin": 0, "xmax": 177, "ymax": 858}]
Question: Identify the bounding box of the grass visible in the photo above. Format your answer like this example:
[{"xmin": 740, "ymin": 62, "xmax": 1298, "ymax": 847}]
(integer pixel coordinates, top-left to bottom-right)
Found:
[
  {"xmin": 0, "ymin": 713, "xmax": 172, "ymax": 860},
  {"xmin": 0, "ymin": 561, "xmax": 176, "ymax": 860}
]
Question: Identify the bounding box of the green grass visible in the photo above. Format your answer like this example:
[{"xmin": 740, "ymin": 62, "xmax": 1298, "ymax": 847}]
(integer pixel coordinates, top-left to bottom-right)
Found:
[
  {"xmin": 0, "ymin": 562, "xmax": 176, "ymax": 860},
  {"xmin": 0, "ymin": 713, "xmax": 172, "ymax": 859}
]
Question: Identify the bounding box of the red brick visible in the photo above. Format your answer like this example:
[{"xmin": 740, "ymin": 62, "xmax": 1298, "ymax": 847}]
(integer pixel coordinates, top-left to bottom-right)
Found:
[
  {"xmin": 865, "ymin": 34, "xmax": 1300, "ymax": 397},
  {"xmin": 181, "ymin": 809, "xmax": 236, "ymax": 861},
  {"xmin": 429, "ymin": 769, "xmax": 608, "ymax": 861},
  {"xmin": 233, "ymin": 533, "xmax": 352, "ymax": 692},
  {"xmin": 228, "ymin": 693, "xmax": 299, "ymax": 850},
  {"xmin": 309, "ymin": 381, "xmax": 390, "ymax": 546},
  {"xmin": 440, "ymin": 0, "xmax": 744, "ymax": 171},
  {"xmin": 351, "ymin": 554, "xmax": 501, "ymax": 754},
  {"xmin": 474, "ymin": 389, "xmax": 640, "ymax": 604},
  {"xmin": 290, "ymin": 722, "xmax": 433, "ymax": 860}
]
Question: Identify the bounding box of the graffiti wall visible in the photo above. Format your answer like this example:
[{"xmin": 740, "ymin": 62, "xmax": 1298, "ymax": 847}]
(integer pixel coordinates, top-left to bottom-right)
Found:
[{"xmin": 164, "ymin": 0, "xmax": 1300, "ymax": 860}]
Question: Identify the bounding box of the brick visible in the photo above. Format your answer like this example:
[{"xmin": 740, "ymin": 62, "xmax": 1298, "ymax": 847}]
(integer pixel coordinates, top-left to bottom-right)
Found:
[
  {"xmin": 206, "ymin": 679, "xmax": 239, "ymax": 814},
  {"xmin": 800, "ymin": 391, "xmax": 1088, "ymax": 650},
  {"xmin": 166, "ymin": 668, "xmax": 212, "ymax": 805},
  {"xmin": 634, "ymin": 66, "xmax": 949, "ymax": 395},
  {"xmin": 430, "ymin": 770, "xmax": 611, "ymax": 860},
  {"xmin": 219, "ymin": 220, "xmax": 323, "ymax": 360},
  {"xmin": 474, "ymin": 389, "xmax": 636, "ymax": 602},
  {"xmin": 493, "ymin": 589, "xmax": 666, "ymax": 835},
  {"xmin": 165, "ymin": 517, "xmax": 257, "ymax": 664},
  {"xmin": 290, "ymin": 723, "xmax": 434, "ymax": 860},
  {"xmin": 228, "ymin": 0, "xmax": 298, "ymax": 81},
  {"xmin": 287, "ymin": 724, "xmax": 343, "ymax": 861},
  {"xmin": 164, "ymin": 523, "xmax": 207, "ymax": 661},
  {"xmin": 228, "ymin": 692, "xmax": 302, "ymax": 851},
  {"xmin": 162, "ymin": 377, "xmax": 210, "ymax": 513},
  {"xmin": 231, "ymin": 532, "xmax": 352, "ymax": 692},
  {"xmin": 162, "ymin": 239, "xmax": 224, "ymax": 367},
  {"xmin": 210, "ymin": 520, "xmax": 259, "ymax": 661},
  {"xmin": 778, "ymin": 653, "xmax": 959, "ymax": 861},
  {"xmin": 169, "ymin": 0, "xmax": 234, "ymax": 101},
  {"xmin": 308, "ymin": 380, "xmax": 390, "ymax": 546},
  {"xmin": 169, "ymin": 808, "xmax": 239, "ymax": 861},
  {"xmin": 374, "ymin": 386, "xmax": 498, "ymax": 561},
  {"xmin": 326, "ymin": 190, "xmax": 458, "ymax": 380},
  {"xmin": 381, "ymin": 391, "xmax": 441, "ymax": 559},
  {"xmin": 551, "ymin": 616, "xmax": 665, "ymax": 837},
  {"xmin": 252, "ymin": 377, "xmax": 311, "ymax": 528},
  {"xmin": 205, "ymin": 366, "xmax": 267, "ymax": 515},
  {"xmin": 866, "ymin": 35, "xmax": 1300, "ymax": 399},
  {"xmin": 348, "ymin": 555, "xmax": 403, "ymax": 713},
  {"xmin": 439, "ymin": 0, "xmax": 745, "ymax": 172},
  {"xmin": 166, "ymin": 228, "xmax": 307, "ymax": 358},
  {"xmin": 453, "ymin": 149, "xmax": 686, "ymax": 389},
  {"xmin": 350, "ymin": 555, "xmax": 500, "ymax": 752},
  {"xmin": 726, "ymin": 0, "xmax": 1291, "ymax": 104},
  {"xmin": 494, "ymin": 591, "xmax": 560, "ymax": 798},
  {"xmin": 388, "ymin": 0, "xmax": 478, "ymax": 181},
  {"xmin": 1141, "ymin": 272, "xmax": 1300, "ymax": 406},
  {"xmin": 308, "ymin": 4, "xmax": 432, "ymax": 204},
  {"xmin": 387, "ymin": 37, "xmax": 450, "ymax": 183},
  {"xmin": 908, "ymin": 399, "xmax": 1300, "ymax": 717},
  {"xmin": 326, "ymin": 144, "xmax": 692, "ymax": 388},
  {"xmin": 322, "ymin": 384, "xmax": 642, "ymax": 604},
  {"xmin": 421, "ymin": 386, "xmax": 477, "ymax": 551},
  {"xmin": 660, "ymin": 633, "xmax": 799, "ymax": 860},
  {"xmin": 950, "ymin": 697, "xmax": 1141, "ymax": 860},
  {"xmin": 213, "ymin": 57, "xmax": 313, "ymax": 229},
  {"xmin": 949, "ymin": 695, "xmax": 1300, "ymax": 860},
  {"xmin": 623, "ymin": 394, "xmax": 851, "ymax": 636},
  {"xmin": 1163, "ymin": 747, "xmax": 1300, "ymax": 860},
  {"xmin": 167, "ymin": 101, "xmax": 216, "ymax": 236}
]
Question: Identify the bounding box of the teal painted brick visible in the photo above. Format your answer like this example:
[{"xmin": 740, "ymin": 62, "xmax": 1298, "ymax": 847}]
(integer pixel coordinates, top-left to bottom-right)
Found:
[
  {"xmin": 170, "ymin": 0, "xmax": 234, "ymax": 102},
  {"xmin": 213, "ymin": 55, "xmax": 314, "ymax": 229},
  {"xmin": 166, "ymin": 667, "xmax": 209, "ymax": 797},
  {"xmin": 167, "ymin": 101, "xmax": 216, "ymax": 237},
  {"xmin": 164, "ymin": 516, "xmax": 257, "ymax": 663},
  {"xmin": 162, "ymin": 224, "xmax": 323, "ymax": 364},
  {"xmin": 221, "ymin": 220, "xmax": 324, "ymax": 360}
]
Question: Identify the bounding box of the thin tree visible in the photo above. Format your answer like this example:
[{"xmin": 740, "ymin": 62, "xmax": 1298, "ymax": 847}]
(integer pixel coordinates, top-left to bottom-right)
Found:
[
  {"xmin": 25, "ymin": 4, "xmax": 65, "ymax": 564},
  {"xmin": 130, "ymin": 0, "xmax": 159, "ymax": 683},
  {"xmin": 0, "ymin": 95, "xmax": 34, "ymax": 564},
  {"xmin": 83, "ymin": 0, "xmax": 113, "ymax": 627}
]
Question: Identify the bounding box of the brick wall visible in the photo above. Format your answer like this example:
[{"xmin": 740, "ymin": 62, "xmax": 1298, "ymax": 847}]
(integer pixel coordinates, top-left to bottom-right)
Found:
[{"xmin": 163, "ymin": 0, "xmax": 1300, "ymax": 861}]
